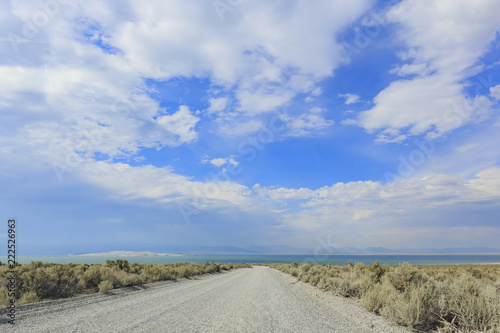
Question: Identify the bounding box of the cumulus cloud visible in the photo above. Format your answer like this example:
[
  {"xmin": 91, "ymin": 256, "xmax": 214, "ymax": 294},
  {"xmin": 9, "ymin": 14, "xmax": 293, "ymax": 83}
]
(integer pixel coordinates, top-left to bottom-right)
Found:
[
  {"xmin": 254, "ymin": 168, "xmax": 500, "ymax": 247},
  {"xmin": 353, "ymin": 209, "xmax": 375, "ymax": 221},
  {"xmin": 207, "ymin": 97, "xmax": 228, "ymax": 114},
  {"xmin": 280, "ymin": 108, "xmax": 334, "ymax": 137},
  {"xmin": 338, "ymin": 93, "xmax": 361, "ymax": 105},
  {"xmin": 218, "ymin": 119, "xmax": 265, "ymax": 136},
  {"xmin": 81, "ymin": 161, "xmax": 251, "ymax": 208},
  {"xmin": 0, "ymin": 0, "xmax": 373, "ymax": 172},
  {"xmin": 491, "ymin": 84, "xmax": 500, "ymax": 100},
  {"xmin": 202, "ymin": 157, "xmax": 239, "ymax": 168},
  {"xmin": 347, "ymin": 0, "xmax": 500, "ymax": 141},
  {"xmin": 103, "ymin": 0, "xmax": 370, "ymax": 123},
  {"xmin": 156, "ymin": 105, "xmax": 200, "ymax": 144}
]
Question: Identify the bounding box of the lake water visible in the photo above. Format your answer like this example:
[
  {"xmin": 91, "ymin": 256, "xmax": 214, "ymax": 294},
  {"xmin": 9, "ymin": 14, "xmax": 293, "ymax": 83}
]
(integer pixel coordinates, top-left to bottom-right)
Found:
[{"xmin": 2, "ymin": 254, "xmax": 500, "ymax": 265}]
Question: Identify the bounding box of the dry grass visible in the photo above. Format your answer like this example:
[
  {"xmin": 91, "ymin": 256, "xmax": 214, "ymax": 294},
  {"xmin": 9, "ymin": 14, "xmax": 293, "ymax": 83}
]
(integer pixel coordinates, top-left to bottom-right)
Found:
[
  {"xmin": 261, "ymin": 262, "xmax": 500, "ymax": 333},
  {"xmin": 0, "ymin": 260, "xmax": 251, "ymax": 306}
]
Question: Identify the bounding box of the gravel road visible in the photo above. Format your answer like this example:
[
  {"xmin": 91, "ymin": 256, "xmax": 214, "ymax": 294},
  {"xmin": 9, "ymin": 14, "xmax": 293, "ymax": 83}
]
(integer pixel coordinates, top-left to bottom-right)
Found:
[{"xmin": 1, "ymin": 266, "xmax": 410, "ymax": 332}]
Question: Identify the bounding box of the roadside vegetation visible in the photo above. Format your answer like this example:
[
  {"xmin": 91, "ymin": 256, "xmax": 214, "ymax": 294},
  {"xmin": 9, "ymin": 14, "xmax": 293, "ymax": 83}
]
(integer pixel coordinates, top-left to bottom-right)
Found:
[
  {"xmin": 263, "ymin": 262, "xmax": 500, "ymax": 333},
  {"xmin": 0, "ymin": 260, "xmax": 251, "ymax": 306}
]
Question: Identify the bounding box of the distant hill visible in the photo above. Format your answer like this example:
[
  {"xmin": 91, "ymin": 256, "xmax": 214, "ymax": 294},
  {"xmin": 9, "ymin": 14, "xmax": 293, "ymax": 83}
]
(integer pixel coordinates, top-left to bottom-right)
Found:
[{"xmin": 68, "ymin": 251, "xmax": 189, "ymax": 257}]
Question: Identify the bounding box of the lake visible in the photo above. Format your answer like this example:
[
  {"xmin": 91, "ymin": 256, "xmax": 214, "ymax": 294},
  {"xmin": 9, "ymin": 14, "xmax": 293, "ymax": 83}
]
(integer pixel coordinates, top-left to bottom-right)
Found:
[{"xmin": 2, "ymin": 254, "xmax": 500, "ymax": 265}]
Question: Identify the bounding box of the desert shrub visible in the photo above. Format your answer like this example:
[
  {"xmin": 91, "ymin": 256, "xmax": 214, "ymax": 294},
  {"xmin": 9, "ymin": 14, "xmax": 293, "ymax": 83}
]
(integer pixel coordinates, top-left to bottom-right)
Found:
[
  {"xmin": 386, "ymin": 262, "xmax": 422, "ymax": 292},
  {"xmin": 116, "ymin": 259, "xmax": 129, "ymax": 272},
  {"xmin": 380, "ymin": 285, "xmax": 435, "ymax": 330},
  {"xmin": 128, "ymin": 263, "xmax": 142, "ymax": 274},
  {"xmin": 29, "ymin": 268, "xmax": 59, "ymax": 299},
  {"xmin": 175, "ymin": 266, "xmax": 193, "ymax": 279},
  {"xmin": 367, "ymin": 260, "xmax": 387, "ymax": 282},
  {"xmin": 362, "ymin": 282, "xmax": 393, "ymax": 313},
  {"xmin": 309, "ymin": 274, "xmax": 321, "ymax": 286},
  {"xmin": 443, "ymin": 274, "xmax": 500, "ymax": 332},
  {"xmin": 98, "ymin": 280, "xmax": 114, "ymax": 294},
  {"xmin": 221, "ymin": 264, "xmax": 233, "ymax": 270},
  {"xmin": 335, "ymin": 277, "xmax": 365, "ymax": 298},
  {"xmin": 202, "ymin": 262, "xmax": 217, "ymax": 274},
  {"xmin": 0, "ymin": 286, "xmax": 9, "ymax": 307},
  {"xmin": 48, "ymin": 265, "xmax": 80, "ymax": 298},
  {"xmin": 18, "ymin": 291, "xmax": 39, "ymax": 305},
  {"xmin": 302, "ymin": 264, "xmax": 312, "ymax": 273},
  {"xmin": 121, "ymin": 272, "xmax": 143, "ymax": 286},
  {"xmin": 83, "ymin": 265, "xmax": 102, "ymax": 290},
  {"xmin": 140, "ymin": 265, "xmax": 162, "ymax": 283}
]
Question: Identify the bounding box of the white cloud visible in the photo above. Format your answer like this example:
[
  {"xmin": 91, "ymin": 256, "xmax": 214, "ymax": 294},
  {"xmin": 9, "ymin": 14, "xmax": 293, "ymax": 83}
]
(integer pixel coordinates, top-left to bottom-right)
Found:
[
  {"xmin": 71, "ymin": 160, "xmax": 500, "ymax": 247},
  {"xmin": 253, "ymin": 184, "xmax": 316, "ymax": 201},
  {"xmin": 305, "ymin": 87, "xmax": 323, "ymax": 102},
  {"xmin": 280, "ymin": 108, "xmax": 333, "ymax": 137},
  {"xmin": 356, "ymin": 74, "xmax": 493, "ymax": 139},
  {"xmin": 353, "ymin": 209, "xmax": 375, "ymax": 221},
  {"xmin": 105, "ymin": 0, "xmax": 371, "ymax": 118},
  {"xmin": 491, "ymin": 84, "xmax": 500, "ymax": 100},
  {"xmin": 375, "ymin": 128, "xmax": 407, "ymax": 144},
  {"xmin": 81, "ymin": 161, "xmax": 251, "ymax": 208},
  {"xmin": 349, "ymin": 0, "xmax": 500, "ymax": 141},
  {"xmin": 208, "ymin": 158, "xmax": 228, "ymax": 167},
  {"xmin": 202, "ymin": 156, "xmax": 239, "ymax": 168},
  {"xmin": 218, "ymin": 119, "xmax": 264, "ymax": 136},
  {"xmin": 228, "ymin": 157, "xmax": 239, "ymax": 167},
  {"xmin": 389, "ymin": 63, "xmax": 430, "ymax": 77},
  {"xmin": 156, "ymin": 105, "xmax": 200, "ymax": 144},
  {"xmin": 254, "ymin": 167, "xmax": 500, "ymax": 247},
  {"xmin": 310, "ymin": 107, "xmax": 326, "ymax": 113},
  {"xmin": 338, "ymin": 93, "xmax": 360, "ymax": 105},
  {"xmin": 207, "ymin": 97, "xmax": 228, "ymax": 114},
  {"xmin": 0, "ymin": 0, "xmax": 374, "ymax": 168},
  {"xmin": 310, "ymin": 87, "xmax": 323, "ymax": 96},
  {"xmin": 237, "ymin": 88, "xmax": 295, "ymax": 114},
  {"xmin": 455, "ymin": 143, "xmax": 478, "ymax": 154}
]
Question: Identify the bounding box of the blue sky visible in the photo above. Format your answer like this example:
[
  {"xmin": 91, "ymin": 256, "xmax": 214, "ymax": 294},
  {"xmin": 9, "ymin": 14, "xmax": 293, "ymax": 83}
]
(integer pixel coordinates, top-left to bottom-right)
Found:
[{"xmin": 1, "ymin": 0, "xmax": 500, "ymax": 255}]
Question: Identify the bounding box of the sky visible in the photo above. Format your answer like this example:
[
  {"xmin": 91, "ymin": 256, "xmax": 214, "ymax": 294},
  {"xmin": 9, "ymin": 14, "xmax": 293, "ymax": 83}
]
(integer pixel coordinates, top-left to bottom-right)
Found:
[{"xmin": 1, "ymin": 0, "xmax": 500, "ymax": 255}]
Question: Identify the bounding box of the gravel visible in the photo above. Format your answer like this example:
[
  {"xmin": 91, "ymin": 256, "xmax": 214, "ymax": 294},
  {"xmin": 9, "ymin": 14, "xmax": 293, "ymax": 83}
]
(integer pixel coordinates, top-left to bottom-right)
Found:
[{"xmin": 1, "ymin": 266, "xmax": 411, "ymax": 332}]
